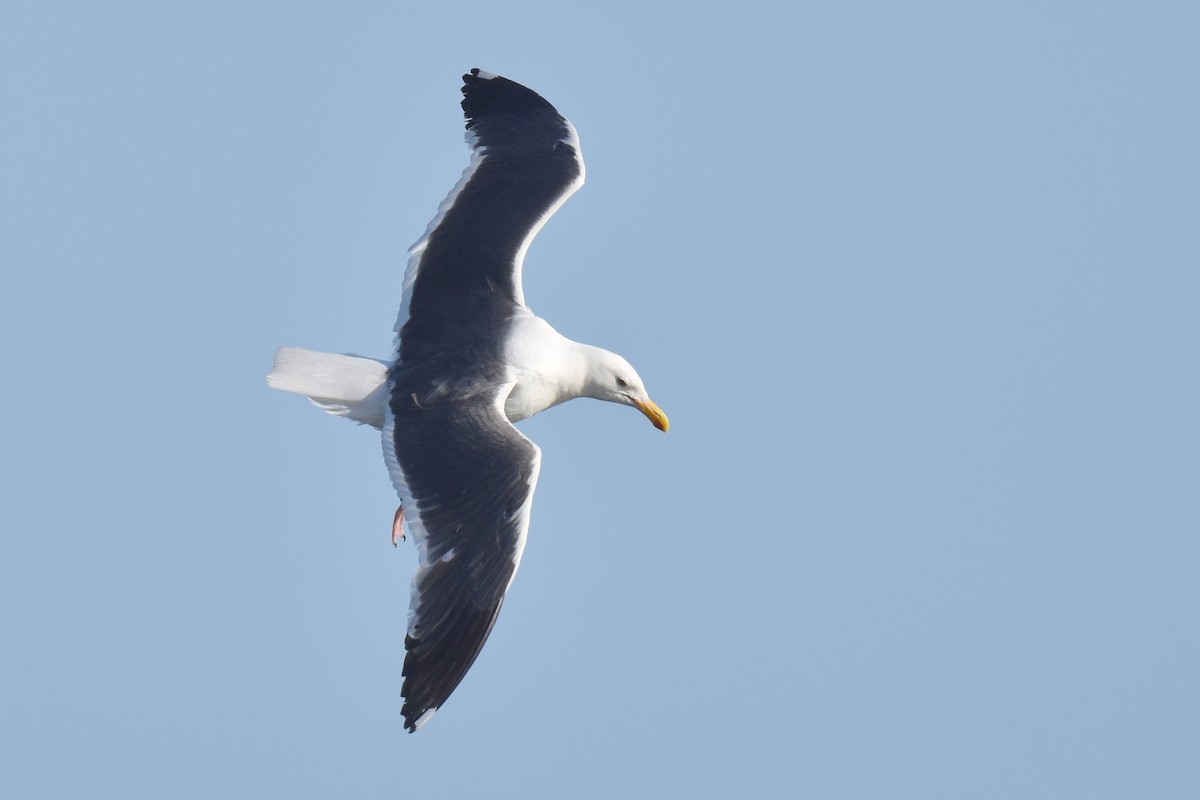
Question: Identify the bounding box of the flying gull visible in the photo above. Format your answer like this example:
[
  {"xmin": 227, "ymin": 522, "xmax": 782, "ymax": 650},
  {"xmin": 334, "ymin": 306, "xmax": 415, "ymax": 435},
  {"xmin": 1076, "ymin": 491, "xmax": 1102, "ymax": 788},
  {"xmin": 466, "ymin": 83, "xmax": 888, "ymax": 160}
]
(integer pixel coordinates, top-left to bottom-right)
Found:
[{"xmin": 268, "ymin": 68, "xmax": 668, "ymax": 731}]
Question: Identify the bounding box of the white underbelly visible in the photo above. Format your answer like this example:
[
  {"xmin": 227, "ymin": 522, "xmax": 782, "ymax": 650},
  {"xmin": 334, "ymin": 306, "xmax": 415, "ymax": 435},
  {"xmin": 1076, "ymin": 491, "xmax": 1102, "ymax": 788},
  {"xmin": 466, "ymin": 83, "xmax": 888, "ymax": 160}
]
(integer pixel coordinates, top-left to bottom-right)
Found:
[{"xmin": 503, "ymin": 380, "xmax": 563, "ymax": 422}]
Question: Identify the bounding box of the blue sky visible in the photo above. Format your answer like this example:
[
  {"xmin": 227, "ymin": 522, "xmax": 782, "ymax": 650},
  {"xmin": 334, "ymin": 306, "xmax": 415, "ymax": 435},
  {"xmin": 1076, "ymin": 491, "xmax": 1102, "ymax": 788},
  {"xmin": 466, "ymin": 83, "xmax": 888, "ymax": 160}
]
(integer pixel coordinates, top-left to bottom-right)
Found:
[{"xmin": 2, "ymin": 2, "xmax": 1198, "ymax": 797}]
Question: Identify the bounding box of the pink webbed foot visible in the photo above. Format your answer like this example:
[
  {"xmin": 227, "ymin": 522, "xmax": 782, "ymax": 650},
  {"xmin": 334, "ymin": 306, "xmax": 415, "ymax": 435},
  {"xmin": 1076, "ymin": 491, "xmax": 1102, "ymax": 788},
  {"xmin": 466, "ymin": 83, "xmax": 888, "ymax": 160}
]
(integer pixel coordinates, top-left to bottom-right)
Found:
[{"xmin": 391, "ymin": 505, "xmax": 406, "ymax": 547}]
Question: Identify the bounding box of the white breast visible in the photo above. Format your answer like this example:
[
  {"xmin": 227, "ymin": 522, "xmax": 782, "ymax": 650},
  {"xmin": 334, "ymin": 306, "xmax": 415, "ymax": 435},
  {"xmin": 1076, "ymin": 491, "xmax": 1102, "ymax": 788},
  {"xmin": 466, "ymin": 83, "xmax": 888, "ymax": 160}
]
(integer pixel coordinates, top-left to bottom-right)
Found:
[{"xmin": 502, "ymin": 314, "xmax": 590, "ymax": 422}]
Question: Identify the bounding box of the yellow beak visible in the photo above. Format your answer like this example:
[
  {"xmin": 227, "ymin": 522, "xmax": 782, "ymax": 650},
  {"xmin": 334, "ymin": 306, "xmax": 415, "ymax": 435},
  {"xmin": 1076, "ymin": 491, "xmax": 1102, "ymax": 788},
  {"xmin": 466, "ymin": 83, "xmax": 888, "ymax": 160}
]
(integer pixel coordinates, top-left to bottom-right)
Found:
[{"xmin": 635, "ymin": 398, "xmax": 670, "ymax": 432}]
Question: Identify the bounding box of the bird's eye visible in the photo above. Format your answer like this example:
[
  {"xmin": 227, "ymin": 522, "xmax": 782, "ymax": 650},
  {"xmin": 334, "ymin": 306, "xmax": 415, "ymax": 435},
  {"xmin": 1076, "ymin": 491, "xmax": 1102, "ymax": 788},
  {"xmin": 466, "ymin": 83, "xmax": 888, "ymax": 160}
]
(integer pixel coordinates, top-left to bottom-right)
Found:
[{"xmin": 616, "ymin": 377, "xmax": 628, "ymax": 388}]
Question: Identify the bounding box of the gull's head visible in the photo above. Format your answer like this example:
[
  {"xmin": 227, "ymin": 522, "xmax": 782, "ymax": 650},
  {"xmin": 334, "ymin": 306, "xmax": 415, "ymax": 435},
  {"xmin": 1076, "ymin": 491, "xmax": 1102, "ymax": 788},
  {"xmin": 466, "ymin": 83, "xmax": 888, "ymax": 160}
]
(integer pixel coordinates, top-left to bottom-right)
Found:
[{"xmin": 585, "ymin": 350, "xmax": 669, "ymax": 432}]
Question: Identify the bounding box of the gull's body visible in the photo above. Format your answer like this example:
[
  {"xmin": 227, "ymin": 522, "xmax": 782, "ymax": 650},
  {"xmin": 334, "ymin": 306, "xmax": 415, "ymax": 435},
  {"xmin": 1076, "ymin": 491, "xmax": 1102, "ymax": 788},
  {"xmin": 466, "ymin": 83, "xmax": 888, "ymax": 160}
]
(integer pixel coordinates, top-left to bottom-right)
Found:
[{"xmin": 269, "ymin": 69, "xmax": 667, "ymax": 732}]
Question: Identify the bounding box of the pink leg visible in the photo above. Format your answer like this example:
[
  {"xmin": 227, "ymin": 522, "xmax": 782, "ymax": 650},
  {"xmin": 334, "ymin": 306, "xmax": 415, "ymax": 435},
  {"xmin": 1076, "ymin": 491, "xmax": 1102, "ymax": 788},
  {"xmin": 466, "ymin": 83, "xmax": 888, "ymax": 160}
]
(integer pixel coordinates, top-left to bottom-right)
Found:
[{"xmin": 391, "ymin": 505, "xmax": 406, "ymax": 547}]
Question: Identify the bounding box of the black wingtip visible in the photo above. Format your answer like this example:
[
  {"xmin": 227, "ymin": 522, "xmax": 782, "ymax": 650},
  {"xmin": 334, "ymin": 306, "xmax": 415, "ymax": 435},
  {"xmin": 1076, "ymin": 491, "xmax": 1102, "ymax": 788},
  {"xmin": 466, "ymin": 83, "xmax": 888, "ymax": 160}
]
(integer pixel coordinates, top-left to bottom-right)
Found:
[
  {"xmin": 460, "ymin": 68, "xmax": 562, "ymax": 133},
  {"xmin": 402, "ymin": 703, "xmax": 432, "ymax": 733}
]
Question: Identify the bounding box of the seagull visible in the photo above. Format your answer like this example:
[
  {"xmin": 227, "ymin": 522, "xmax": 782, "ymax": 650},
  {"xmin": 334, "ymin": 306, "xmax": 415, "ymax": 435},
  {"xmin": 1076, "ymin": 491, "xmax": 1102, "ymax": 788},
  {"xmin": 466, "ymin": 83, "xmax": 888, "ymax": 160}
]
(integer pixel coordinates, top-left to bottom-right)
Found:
[{"xmin": 268, "ymin": 68, "xmax": 668, "ymax": 731}]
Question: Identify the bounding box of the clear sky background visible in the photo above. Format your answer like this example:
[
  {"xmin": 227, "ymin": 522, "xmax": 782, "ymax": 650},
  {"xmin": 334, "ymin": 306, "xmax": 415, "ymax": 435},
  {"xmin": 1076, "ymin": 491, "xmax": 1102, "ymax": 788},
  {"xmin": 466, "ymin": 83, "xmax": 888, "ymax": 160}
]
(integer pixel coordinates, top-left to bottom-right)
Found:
[{"xmin": 3, "ymin": 2, "xmax": 1198, "ymax": 797}]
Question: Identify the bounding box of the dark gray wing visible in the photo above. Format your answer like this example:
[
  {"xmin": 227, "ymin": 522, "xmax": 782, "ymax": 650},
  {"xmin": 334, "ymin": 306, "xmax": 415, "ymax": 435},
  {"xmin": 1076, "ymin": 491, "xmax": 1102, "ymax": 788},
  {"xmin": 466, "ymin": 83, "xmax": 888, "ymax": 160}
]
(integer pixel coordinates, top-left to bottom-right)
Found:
[
  {"xmin": 384, "ymin": 68, "xmax": 578, "ymax": 731},
  {"xmin": 387, "ymin": 385, "xmax": 541, "ymax": 732},
  {"xmin": 393, "ymin": 68, "xmax": 585, "ymax": 350}
]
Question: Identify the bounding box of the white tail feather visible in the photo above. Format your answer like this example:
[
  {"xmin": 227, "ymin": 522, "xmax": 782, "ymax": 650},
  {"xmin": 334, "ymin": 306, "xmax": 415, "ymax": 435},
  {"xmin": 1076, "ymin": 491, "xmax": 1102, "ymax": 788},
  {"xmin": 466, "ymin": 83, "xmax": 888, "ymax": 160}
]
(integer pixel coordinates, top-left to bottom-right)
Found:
[{"xmin": 267, "ymin": 347, "xmax": 390, "ymax": 429}]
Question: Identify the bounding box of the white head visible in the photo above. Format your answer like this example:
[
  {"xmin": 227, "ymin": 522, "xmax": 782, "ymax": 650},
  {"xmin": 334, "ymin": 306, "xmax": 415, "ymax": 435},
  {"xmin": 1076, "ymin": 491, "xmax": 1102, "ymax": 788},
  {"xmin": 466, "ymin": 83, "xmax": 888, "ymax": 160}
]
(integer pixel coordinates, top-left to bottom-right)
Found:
[{"xmin": 582, "ymin": 348, "xmax": 669, "ymax": 432}]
